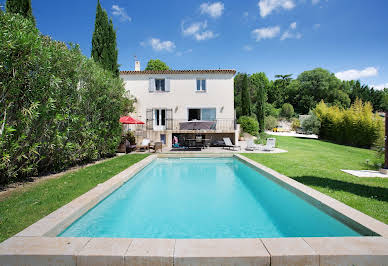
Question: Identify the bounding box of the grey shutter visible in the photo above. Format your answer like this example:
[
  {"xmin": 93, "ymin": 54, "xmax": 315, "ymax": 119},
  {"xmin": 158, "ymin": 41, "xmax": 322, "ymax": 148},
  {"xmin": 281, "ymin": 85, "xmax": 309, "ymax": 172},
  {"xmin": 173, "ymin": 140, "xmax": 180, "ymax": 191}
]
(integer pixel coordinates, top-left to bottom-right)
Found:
[
  {"xmin": 165, "ymin": 78, "xmax": 170, "ymax": 92},
  {"xmin": 149, "ymin": 78, "xmax": 155, "ymax": 92},
  {"xmin": 166, "ymin": 108, "xmax": 173, "ymax": 130},
  {"xmin": 196, "ymin": 79, "xmax": 200, "ymax": 91},
  {"xmin": 202, "ymin": 79, "xmax": 206, "ymax": 91},
  {"xmin": 146, "ymin": 109, "xmax": 153, "ymax": 130}
]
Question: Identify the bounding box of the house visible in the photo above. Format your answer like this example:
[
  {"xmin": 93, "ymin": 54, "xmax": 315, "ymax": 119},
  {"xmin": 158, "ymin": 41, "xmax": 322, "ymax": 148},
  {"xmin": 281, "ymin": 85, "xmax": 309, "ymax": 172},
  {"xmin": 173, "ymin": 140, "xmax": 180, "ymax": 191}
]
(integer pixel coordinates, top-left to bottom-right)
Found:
[{"xmin": 120, "ymin": 61, "xmax": 238, "ymax": 148}]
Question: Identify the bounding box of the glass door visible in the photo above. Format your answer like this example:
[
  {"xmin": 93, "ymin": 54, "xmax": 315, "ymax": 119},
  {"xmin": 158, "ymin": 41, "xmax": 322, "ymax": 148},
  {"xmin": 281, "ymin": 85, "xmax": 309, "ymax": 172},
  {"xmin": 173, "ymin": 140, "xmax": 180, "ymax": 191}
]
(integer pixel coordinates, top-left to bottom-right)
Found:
[{"xmin": 154, "ymin": 108, "xmax": 166, "ymax": 130}]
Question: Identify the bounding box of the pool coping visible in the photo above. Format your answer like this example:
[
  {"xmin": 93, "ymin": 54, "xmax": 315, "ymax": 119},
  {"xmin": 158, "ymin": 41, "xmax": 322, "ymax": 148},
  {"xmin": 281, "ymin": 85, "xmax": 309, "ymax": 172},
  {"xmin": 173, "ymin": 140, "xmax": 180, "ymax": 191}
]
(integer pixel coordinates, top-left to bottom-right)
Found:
[{"xmin": 0, "ymin": 153, "xmax": 387, "ymax": 265}]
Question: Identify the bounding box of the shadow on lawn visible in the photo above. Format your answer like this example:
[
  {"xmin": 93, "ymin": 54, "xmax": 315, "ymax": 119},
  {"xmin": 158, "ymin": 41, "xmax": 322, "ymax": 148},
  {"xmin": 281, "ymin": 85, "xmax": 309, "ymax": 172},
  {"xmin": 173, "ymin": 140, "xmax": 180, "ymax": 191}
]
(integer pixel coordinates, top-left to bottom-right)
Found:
[{"xmin": 293, "ymin": 176, "xmax": 388, "ymax": 203}]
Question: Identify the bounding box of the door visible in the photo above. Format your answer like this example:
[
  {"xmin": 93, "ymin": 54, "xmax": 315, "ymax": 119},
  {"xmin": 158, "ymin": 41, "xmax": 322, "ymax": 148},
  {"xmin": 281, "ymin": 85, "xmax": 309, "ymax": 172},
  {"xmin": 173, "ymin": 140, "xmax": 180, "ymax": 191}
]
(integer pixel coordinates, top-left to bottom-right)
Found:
[{"xmin": 153, "ymin": 108, "xmax": 166, "ymax": 130}]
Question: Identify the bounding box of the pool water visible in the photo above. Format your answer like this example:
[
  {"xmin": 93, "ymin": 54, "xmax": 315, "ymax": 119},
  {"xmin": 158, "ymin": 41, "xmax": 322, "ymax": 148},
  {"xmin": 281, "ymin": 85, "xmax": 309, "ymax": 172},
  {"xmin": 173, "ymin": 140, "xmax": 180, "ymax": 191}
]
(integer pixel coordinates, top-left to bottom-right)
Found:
[{"xmin": 59, "ymin": 158, "xmax": 363, "ymax": 238}]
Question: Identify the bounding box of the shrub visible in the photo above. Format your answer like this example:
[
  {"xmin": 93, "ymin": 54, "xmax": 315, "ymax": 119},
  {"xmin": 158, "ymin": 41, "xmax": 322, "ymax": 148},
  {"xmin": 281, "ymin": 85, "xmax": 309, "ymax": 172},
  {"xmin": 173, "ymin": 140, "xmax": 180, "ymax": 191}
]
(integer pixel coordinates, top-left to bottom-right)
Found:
[
  {"xmin": 122, "ymin": 131, "xmax": 136, "ymax": 145},
  {"xmin": 265, "ymin": 116, "xmax": 278, "ymax": 130},
  {"xmin": 264, "ymin": 103, "xmax": 280, "ymax": 117},
  {"xmin": 301, "ymin": 112, "xmax": 321, "ymax": 135},
  {"xmin": 238, "ymin": 116, "xmax": 259, "ymax": 136},
  {"xmin": 291, "ymin": 118, "xmax": 300, "ymax": 131},
  {"xmin": 314, "ymin": 99, "xmax": 383, "ymax": 148},
  {"xmin": 0, "ymin": 13, "xmax": 133, "ymax": 184},
  {"xmin": 281, "ymin": 103, "xmax": 294, "ymax": 119}
]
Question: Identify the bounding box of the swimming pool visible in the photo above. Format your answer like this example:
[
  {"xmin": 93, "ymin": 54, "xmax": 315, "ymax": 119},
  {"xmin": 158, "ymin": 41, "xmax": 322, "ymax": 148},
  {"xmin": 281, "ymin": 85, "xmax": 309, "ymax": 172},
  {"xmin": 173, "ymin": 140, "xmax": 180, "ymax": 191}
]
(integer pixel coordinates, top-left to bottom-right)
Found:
[{"xmin": 59, "ymin": 157, "xmax": 369, "ymax": 238}]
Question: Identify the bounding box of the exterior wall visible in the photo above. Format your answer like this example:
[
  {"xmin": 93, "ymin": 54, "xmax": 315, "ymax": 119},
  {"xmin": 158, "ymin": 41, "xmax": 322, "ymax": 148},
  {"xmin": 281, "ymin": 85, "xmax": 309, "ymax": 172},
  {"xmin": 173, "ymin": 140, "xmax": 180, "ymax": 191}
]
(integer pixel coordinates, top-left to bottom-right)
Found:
[{"xmin": 120, "ymin": 73, "xmax": 235, "ymax": 122}]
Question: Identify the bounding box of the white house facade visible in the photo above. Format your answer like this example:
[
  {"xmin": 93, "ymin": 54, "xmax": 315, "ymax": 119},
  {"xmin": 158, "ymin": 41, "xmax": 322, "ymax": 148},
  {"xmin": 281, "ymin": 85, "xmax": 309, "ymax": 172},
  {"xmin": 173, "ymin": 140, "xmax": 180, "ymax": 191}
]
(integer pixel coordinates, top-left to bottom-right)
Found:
[{"xmin": 120, "ymin": 63, "xmax": 237, "ymax": 148}]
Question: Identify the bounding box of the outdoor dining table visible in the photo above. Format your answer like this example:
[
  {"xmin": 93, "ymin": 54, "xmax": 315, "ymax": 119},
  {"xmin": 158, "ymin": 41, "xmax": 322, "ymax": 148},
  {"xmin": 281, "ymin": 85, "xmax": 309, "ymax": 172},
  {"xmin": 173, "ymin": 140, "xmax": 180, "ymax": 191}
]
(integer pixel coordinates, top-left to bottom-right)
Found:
[{"xmin": 186, "ymin": 138, "xmax": 211, "ymax": 148}]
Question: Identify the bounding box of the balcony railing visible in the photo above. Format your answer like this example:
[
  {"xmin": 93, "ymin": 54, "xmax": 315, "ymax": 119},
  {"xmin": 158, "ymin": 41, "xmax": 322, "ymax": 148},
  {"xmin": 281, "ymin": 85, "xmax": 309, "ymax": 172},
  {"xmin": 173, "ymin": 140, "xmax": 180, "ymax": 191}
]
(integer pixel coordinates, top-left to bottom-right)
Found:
[{"xmin": 172, "ymin": 119, "xmax": 236, "ymax": 132}]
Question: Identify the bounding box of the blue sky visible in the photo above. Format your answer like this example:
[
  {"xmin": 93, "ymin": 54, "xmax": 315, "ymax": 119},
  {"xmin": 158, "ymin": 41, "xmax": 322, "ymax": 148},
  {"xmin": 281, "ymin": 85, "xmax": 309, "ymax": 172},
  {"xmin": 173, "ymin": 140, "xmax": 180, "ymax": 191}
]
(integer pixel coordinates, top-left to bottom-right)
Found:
[{"xmin": 11, "ymin": 0, "xmax": 388, "ymax": 89}]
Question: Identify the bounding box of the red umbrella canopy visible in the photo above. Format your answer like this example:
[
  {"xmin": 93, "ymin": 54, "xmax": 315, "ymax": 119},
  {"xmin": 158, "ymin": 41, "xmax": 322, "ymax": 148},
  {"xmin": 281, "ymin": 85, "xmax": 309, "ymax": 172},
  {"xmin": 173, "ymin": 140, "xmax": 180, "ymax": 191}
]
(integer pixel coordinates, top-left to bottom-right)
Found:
[{"xmin": 119, "ymin": 116, "xmax": 145, "ymax": 124}]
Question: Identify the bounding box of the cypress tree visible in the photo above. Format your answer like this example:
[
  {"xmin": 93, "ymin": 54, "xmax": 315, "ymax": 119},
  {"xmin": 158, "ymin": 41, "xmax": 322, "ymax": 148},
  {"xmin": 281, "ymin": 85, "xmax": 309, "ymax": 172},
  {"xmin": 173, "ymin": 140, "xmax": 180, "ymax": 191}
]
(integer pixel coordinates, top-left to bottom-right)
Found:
[
  {"xmin": 6, "ymin": 0, "xmax": 35, "ymax": 25},
  {"xmin": 241, "ymin": 74, "xmax": 251, "ymax": 116},
  {"xmin": 91, "ymin": 0, "xmax": 119, "ymax": 76}
]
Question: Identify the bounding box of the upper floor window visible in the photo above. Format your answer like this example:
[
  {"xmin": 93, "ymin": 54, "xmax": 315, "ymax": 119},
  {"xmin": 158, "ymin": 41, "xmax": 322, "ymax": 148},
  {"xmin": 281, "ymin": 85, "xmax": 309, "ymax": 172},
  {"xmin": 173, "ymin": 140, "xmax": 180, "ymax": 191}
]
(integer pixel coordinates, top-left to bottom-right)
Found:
[
  {"xmin": 149, "ymin": 78, "xmax": 170, "ymax": 92},
  {"xmin": 155, "ymin": 79, "xmax": 165, "ymax": 91},
  {"xmin": 196, "ymin": 79, "xmax": 206, "ymax": 92}
]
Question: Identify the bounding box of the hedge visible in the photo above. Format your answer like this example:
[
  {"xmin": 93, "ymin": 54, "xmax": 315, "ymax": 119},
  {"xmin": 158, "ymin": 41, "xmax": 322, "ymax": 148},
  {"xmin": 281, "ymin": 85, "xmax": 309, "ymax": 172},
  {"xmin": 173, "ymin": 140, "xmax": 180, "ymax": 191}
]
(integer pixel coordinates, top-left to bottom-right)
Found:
[
  {"xmin": 314, "ymin": 99, "xmax": 383, "ymax": 148},
  {"xmin": 0, "ymin": 13, "xmax": 132, "ymax": 184},
  {"xmin": 238, "ymin": 116, "xmax": 259, "ymax": 136}
]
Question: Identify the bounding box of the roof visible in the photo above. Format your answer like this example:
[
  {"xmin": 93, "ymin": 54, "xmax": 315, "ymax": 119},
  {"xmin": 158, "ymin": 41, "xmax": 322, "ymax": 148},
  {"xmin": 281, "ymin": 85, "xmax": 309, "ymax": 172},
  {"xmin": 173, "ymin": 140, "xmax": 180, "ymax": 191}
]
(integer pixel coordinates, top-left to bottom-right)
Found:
[{"xmin": 120, "ymin": 69, "xmax": 236, "ymax": 75}]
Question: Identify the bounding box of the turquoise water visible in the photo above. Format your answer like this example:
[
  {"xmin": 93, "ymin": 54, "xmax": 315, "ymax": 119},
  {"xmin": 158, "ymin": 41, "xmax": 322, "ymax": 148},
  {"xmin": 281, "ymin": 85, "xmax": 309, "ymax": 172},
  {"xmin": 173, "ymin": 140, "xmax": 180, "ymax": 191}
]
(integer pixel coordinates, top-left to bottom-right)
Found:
[{"xmin": 59, "ymin": 158, "xmax": 363, "ymax": 238}]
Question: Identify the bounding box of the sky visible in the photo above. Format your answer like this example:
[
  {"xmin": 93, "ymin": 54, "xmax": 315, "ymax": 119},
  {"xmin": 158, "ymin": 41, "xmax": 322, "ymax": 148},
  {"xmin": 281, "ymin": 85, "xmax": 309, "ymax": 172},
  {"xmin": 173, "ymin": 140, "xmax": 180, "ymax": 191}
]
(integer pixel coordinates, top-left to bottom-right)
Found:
[{"xmin": 8, "ymin": 0, "xmax": 388, "ymax": 89}]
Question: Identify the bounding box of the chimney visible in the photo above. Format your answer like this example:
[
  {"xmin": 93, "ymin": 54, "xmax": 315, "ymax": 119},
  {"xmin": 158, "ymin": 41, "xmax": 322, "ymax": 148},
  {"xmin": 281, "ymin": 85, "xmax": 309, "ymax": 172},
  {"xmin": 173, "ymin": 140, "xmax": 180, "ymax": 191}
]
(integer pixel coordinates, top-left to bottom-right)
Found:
[{"xmin": 135, "ymin": 60, "xmax": 140, "ymax": 71}]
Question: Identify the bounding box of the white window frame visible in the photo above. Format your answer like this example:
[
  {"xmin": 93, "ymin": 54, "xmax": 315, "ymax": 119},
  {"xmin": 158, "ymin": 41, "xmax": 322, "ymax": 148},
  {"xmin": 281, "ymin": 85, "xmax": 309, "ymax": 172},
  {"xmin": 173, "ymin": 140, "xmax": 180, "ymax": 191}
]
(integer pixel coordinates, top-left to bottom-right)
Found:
[
  {"xmin": 154, "ymin": 108, "xmax": 166, "ymax": 130},
  {"xmin": 196, "ymin": 79, "xmax": 207, "ymax": 92}
]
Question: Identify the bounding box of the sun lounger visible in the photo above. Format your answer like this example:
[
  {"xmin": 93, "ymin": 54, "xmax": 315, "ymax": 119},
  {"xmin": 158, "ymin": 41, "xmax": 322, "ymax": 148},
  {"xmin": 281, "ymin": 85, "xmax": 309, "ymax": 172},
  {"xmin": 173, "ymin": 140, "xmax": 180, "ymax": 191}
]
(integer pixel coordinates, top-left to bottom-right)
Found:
[
  {"xmin": 223, "ymin": 137, "xmax": 241, "ymax": 151},
  {"xmin": 245, "ymin": 139, "xmax": 261, "ymax": 151},
  {"xmin": 137, "ymin": 138, "xmax": 150, "ymax": 151}
]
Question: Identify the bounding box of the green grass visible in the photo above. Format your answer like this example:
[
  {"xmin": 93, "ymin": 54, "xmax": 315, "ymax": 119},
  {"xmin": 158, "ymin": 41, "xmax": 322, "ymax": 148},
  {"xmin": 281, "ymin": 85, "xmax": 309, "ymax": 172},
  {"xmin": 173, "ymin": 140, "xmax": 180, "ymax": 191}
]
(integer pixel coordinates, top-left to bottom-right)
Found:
[
  {"xmin": 0, "ymin": 154, "xmax": 149, "ymax": 242},
  {"xmin": 243, "ymin": 136, "xmax": 388, "ymax": 224}
]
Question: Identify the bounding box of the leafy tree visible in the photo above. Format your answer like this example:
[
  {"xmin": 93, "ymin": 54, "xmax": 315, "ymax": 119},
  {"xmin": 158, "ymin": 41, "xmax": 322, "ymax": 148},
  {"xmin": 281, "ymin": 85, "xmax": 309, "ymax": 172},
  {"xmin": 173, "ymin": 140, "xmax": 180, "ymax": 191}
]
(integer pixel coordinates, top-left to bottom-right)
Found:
[
  {"xmin": 268, "ymin": 74, "xmax": 293, "ymax": 107},
  {"xmin": 0, "ymin": 12, "xmax": 132, "ymax": 183},
  {"xmin": 301, "ymin": 111, "xmax": 321, "ymax": 135},
  {"xmin": 241, "ymin": 74, "xmax": 251, "ymax": 116},
  {"xmin": 234, "ymin": 73, "xmax": 245, "ymax": 118},
  {"xmin": 91, "ymin": 0, "xmax": 119, "ymax": 76},
  {"xmin": 295, "ymin": 68, "xmax": 350, "ymax": 114},
  {"xmin": 281, "ymin": 103, "xmax": 294, "ymax": 119},
  {"xmin": 145, "ymin": 59, "xmax": 170, "ymax": 71},
  {"xmin": 250, "ymin": 72, "xmax": 268, "ymax": 132},
  {"xmin": 6, "ymin": 0, "xmax": 35, "ymax": 25}
]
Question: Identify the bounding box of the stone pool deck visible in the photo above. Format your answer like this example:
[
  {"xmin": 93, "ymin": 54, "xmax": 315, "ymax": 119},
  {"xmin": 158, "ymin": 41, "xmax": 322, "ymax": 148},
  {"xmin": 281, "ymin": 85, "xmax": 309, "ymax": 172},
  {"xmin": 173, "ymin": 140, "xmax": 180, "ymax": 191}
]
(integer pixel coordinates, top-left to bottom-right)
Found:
[{"xmin": 0, "ymin": 154, "xmax": 387, "ymax": 266}]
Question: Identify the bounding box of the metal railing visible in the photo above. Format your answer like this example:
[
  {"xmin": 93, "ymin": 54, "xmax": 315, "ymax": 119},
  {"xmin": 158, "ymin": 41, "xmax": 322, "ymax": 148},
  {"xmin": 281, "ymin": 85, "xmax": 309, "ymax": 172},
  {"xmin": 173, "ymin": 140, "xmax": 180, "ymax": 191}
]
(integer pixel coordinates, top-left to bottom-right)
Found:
[{"xmin": 171, "ymin": 119, "xmax": 236, "ymax": 132}]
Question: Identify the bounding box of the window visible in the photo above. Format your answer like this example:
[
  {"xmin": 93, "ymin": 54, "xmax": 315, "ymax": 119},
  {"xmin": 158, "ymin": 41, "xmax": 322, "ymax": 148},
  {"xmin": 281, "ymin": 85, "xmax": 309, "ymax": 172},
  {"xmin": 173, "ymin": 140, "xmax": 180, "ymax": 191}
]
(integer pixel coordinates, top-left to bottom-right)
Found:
[
  {"xmin": 196, "ymin": 79, "xmax": 206, "ymax": 91},
  {"xmin": 188, "ymin": 108, "xmax": 216, "ymax": 121},
  {"xmin": 154, "ymin": 109, "xmax": 166, "ymax": 126},
  {"xmin": 160, "ymin": 134, "xmax": 166, "ymax": 144},
  {"xmin": 155, "ymin": 79, "xmax": 165, "ymax": 91}
]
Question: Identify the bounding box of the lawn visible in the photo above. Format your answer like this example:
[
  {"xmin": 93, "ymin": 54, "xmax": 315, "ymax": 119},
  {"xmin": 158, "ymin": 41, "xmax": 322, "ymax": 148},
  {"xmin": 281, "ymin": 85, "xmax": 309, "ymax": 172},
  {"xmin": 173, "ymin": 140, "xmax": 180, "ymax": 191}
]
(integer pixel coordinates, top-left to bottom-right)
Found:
[
  {"xmin": 0, "ymin": 154, "xmax": 149, "ymax": 243},
  {"xmin": 243, "ymin": 136, "xmax": 388, "ymax": 224}
]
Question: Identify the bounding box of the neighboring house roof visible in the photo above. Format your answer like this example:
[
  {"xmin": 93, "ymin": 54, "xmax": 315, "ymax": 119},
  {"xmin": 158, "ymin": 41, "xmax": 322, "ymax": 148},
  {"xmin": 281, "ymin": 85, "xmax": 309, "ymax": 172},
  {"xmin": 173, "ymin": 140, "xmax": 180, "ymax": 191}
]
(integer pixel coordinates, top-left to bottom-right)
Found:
[{"xmin": 120, "ymin": 69, "xmax": 236, "ymax": 75}]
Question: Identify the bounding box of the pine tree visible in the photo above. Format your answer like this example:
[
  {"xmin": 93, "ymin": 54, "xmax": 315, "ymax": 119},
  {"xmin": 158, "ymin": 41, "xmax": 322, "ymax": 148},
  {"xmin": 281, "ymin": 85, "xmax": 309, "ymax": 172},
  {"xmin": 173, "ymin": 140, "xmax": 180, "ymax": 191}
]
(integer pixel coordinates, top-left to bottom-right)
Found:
[
  {"xmin": 241, "ymin": 74, "xmax": 251, "ymax": 116},
  {"xmin": 6, "ymin": 0, "xmax": 35, "ymax": 25},
  {"xmin": 91, "ymin": 0, "xmax": 119, "ymax": 76}
]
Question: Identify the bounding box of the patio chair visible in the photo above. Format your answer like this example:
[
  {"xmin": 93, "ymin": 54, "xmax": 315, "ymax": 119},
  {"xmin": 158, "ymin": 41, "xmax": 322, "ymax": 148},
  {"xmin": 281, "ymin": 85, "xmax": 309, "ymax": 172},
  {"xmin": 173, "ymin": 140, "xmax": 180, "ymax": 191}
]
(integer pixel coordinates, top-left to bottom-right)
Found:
[
  {"xmin": 195, "ymin": 135, "xmax": 204, "ymax": 149},
  {"xmin": 223, "ymin": 137, "xmax": 241, "ymax": 151},
  {"xmin": 261, "ymin": 138, "xmax": 276, "ymax": 151},
  {"xmin": 137, "ymin": 138, "xmax": 150, "ymax": 151},
  {"xmin": 245, "ymin": 139, "xmax": 261, "ymax": 151}
]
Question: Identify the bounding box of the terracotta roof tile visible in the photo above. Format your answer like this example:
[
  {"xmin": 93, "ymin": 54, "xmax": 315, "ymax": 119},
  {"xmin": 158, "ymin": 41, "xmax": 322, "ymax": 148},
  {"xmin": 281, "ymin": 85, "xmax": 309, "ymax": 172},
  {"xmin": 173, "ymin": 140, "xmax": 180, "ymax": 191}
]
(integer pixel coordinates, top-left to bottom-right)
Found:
[{"xmin": 120, "ymin": 69, "xmax": 236, "ymax": 75}]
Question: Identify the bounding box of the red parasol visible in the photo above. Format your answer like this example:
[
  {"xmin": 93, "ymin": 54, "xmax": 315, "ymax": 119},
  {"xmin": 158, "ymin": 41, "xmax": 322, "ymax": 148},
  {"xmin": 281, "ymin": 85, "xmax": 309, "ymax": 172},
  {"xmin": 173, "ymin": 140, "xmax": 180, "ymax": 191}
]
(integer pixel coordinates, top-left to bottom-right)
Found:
[{"xmin": 119, "ymin": 116, "xmax": 145, "ymax": 124}]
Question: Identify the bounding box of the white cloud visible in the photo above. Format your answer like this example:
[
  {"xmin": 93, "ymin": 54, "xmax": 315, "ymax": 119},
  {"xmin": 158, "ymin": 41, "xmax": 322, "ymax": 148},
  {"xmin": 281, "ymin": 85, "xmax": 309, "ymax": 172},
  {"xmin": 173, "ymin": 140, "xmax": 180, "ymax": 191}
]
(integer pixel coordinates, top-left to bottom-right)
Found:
[
  {"xmin": 312, "ymin": 0, "xmax": 320, "ymax": 5},
  {"xmin": 176, "ymin": 49, "xmax": 193, "ymax": 56},
  {"xmin": 280, "ymin": 22, "xmax": 301, "ymax": 40},
  {"xmin": 252, "ymin": 26, "xmax": 280, "ymax": 41},
  {"xmin": 182, "ymin": 21, "xmax": 218, "ymax": 41},
  {"xmin": 258, "ymin": 0, "xmax": 296, "ymax": 17},
  {"xmin": 335, "ymin": 67, "xmax": 378, "ymax": 80},
  {"xmin": 142, "ymin": 38, "xmax": 176, "ymax": 52},
  {"xmin": 200, "ymin": 2, "xmax": 224, "ymax": 18},
  {"xmin": 313, "ymin": 23, "xmax": 321, "ymax": 29},
  {"xmin": 371, "ymin": 83, "xmax": 388, "ymax": 91},
  {"xmin": 111, "ymin": 5, "xmax": 131, "ymax": 22},
  {"xmin": 243, "ymin": 45, "xmax": 253, "ymax": 51}
]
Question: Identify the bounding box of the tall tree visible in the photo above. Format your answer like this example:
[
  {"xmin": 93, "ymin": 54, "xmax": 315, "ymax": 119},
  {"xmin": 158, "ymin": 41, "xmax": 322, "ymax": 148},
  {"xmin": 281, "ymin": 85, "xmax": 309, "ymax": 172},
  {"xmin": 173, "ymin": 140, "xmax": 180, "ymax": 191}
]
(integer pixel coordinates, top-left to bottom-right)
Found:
[
  {"xmin": 234, "ymin": 73, "xmax": 245, "ymax": 118},
  {"xmin": 241, "ymin": 74, "xmax": 251, "ymax": 116},
  {"xmin": 145, "ymin": 59, "xmax": 170, "ymax": 71},
  {"xmin": 250, "ymin": 72, "xmax": 268, "ymax": 132},
  {"xmin": 6, "ymin": 0, "xmax": 35, "ymax": 25},
  {"xmin": 91, "ymin": 0, "xmax": 119, "ymax": 76}
]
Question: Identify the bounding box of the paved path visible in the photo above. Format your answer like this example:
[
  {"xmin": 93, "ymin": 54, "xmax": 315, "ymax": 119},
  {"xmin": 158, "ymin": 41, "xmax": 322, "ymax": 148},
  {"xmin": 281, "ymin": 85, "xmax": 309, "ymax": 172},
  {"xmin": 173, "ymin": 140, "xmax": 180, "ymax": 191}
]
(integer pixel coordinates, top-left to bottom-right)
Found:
[{"xmin": 266, "ymin": 131, "xmax": 318, "ymax": 139}]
